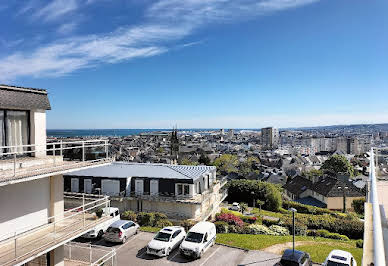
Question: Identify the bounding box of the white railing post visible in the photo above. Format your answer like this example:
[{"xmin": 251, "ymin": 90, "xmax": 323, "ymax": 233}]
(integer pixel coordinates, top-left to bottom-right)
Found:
[
  {"xmin": 105, "ymin": 140, "xmax": 108, "ymax": 159},
  {"xmin": 53, "ymin": 144, "xmax": 56, "ymax": 166},
  {"xmin": 14, "ymin": 232, "xmax": 17, "ymax": 259},
  {"xmin": 370, "ymin": 148, "xmax": 386, "ymax": 266},
  {"xmin": 83, "ymin": 194, "xmax": 86, "ymax": 227},
  {"xmin": 60, "ymin": 140, "xmax": 63, "ymax": 157},
  {"xmin": 13, "ymin": 153, "xmax": 16, "ymax": 177},
  {"xmin": 90, "ymin": 243, "xmax": 92, "ymax": 263},
  {"xmin": 69, "ymin": 244, "xmax": 72, "ymax": 260},
  {"xmin": 82, "ymin": 142, "xmax": 85, "ymax": 162}
]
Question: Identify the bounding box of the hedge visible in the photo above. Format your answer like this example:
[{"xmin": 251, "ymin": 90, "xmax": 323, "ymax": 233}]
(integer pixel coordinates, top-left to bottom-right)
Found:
[
  {"xmin": 307, "ymin": 229, "xmax": 349, "ymax": 241},
  {"xmin": 282, "ymin": 201, "xmax": 333, "ymax": 215},
  {"xmin": 215, "ymin": 221, "xmax": 228, "ymax": 233},
  {"xmin": 121, "ymin": 210, "xmax": 137, "ymax": 222},
  {"xmin": 227, "ymin": 180, "xmax": 282, "ymax": 211},
  {"xmin": 155, "ymin": 219, "xmax": 173, "ymax": 228},
  {"xmin": 352, "ymin": 198, "xmax": 366, "ymax": 215}
]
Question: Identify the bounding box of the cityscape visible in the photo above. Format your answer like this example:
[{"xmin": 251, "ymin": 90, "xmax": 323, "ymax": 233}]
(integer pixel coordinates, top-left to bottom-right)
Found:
[{"xmin": 1, "ymin": 1, "xmax": 388, "ymax": 266}]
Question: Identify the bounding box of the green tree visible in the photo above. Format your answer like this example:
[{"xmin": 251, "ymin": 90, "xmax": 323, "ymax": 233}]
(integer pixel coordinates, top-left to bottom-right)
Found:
[
  {"xmin": 239, "ymin": 156, "xmax": 260, "ymax": 178},
  {"xmin": 303, "ymin": 169, "xmax": 323, "ymax": 181},
  {"xmin": 352, "ymin": 198, "xmax": 366, "ymax": 215},
  {"xmin": 240, "ymin": 202, "xmax": 248, "ymax": 214},
  {"xmin": 321, "ymin": 155, "xmax": 355, "ymax": 177},
  {"xmin": 198, "ymin": 153, "xmax": 211, "ymax": 165},
  {"xmin": 181, "ymin": 158, "xmax": 198, "ymax": 166},
  {"xmin": 214, "ymin": 154, "xmax": 239, "ymax": 175}
]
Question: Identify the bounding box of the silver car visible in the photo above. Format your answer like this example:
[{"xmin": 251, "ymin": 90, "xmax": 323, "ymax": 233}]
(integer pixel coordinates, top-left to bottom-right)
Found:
[{"xmin": 103, "ymin": 220, "xmax": 139, "ymax": 243}]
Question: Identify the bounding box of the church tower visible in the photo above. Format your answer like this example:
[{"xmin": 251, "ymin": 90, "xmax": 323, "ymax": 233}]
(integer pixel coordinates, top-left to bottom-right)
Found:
[{"xmin": 170, "ymin": 127, "xmax": 179, "ymax": 164}]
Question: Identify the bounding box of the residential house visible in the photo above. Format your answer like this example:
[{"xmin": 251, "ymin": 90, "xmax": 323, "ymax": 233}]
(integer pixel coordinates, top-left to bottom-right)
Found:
[{"xmin": 64, "ymin": 162, "xmax": 228, "ymax": 221}]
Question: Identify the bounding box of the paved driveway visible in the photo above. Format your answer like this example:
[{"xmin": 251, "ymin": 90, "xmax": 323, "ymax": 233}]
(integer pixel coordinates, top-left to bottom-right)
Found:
[{"xmin": 76, "ymin": 232, "xmax": 282, "ymax": 266}]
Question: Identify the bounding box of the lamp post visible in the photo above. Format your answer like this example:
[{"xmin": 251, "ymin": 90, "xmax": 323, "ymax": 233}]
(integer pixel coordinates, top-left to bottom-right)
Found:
[
  {"xmin": 338, "ymin": 185, "xmax": 349, "ymax": 213},
  {"xmin": 289, "ymin": 208, "xmax": 297, "ymax": 255}
]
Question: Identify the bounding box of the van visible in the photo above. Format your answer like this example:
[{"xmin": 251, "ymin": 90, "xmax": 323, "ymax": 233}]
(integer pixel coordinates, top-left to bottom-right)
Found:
[{"xmin": 179, "ymin": 221, "xmax": 216, "ymax": 259}]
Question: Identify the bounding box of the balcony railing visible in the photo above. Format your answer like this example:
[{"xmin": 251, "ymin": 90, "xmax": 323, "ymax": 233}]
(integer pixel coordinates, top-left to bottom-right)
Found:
[
  {"xmin": 64, "ymin": 242, "xmax": 116, "ymax": 266},
  {"xmin": 0, "ymin": 139, "xmax": 112, "ymax": 184},
  {"xmin": 0, "ymin": 195, "xmax": 111, "ymax": 266}
]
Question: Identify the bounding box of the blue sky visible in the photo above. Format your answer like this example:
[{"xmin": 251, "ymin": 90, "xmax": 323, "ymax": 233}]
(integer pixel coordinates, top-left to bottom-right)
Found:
[{"xmin": 1, "ymin": 0, "xmax": 387, "ymax": 129}]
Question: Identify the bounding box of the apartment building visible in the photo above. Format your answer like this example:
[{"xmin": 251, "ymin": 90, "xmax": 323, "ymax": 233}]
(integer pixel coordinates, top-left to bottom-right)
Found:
[
  {"xmin": 64, "ymin": 162, "xmax": 228, "ymax": 221},
  {"xmin": 261, "ymin": 127, "xmax": 279, "ymax": 150},
  {"xmin": 0, "ymin": 85, "xmax": 114, "ymax": 266}
]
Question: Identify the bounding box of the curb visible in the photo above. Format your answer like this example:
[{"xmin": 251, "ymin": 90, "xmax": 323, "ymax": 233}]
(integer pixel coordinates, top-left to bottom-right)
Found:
[{"xmin": 215, "ymin": 242, "xmax": 249, "ymax": 252}]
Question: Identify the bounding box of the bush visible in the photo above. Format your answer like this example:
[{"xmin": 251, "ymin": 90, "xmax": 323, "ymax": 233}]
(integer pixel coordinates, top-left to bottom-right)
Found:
[
  {"xmin": 228, "ymin": 225, "xmax": 243, "ymax": 233},
  {"xmin": 180, "ymin": 219, "xmax": 196, "ymax": 231},
  {"xmin": 215, "ymin": 221, "xmax": 229, "ymax": 233},
  {"xmin": 269, "ymin": 225, "xmax": 289, "ymax": 236},
  {"xmin": 154, "ymin": 212, "xmax": 168, "ymax": 222},
  {"xmin": 356, "ymin": 239, "xmax": 363, "ymax": 248},
  {"xmin": 352, "ymin": 198, "xmax": 366, "ymax": 215},
  {"xmin": 121, "ymin": 210, "xmax": 137, "ymax": 222},
  {"xmin": 216, "ymin": 213, "xmax": 244, "ymax": 227},
  {"xmin": 155, "ymin": 219, "xmax": 173, "ymax": 228},
  {"xmin": 137, "ymin": 212, "xmax": 155, "ymax": 226},
  {"xmin": 307, "ymin": 229, "xmax": 349, "ymax": 241},
  {"xmin": 248, "ymin": 224, "xmax": 278, "ymax": 235},
  {"xmin": 283, "ymin": 201, "xmax": 333, "ymax": 215},
  {"xmin": 227, "ymin": 180, "xmax": 282, "ymax": 211},
  {"xmin": 241, "ymin": 216, "xmax": 258, "ymax": 224},
  {"xmin": 262, "ymin": 218, "xmax": 280, "ymax": 227}
]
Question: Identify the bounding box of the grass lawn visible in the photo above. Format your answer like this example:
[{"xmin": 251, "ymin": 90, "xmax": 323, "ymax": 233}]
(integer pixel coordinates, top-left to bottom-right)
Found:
[
  {"xmin": 298, "ymin": 243, "xmax": 362, "ymax": 264},
  {"xmin": 140, "ymin": 226, "xmax": 161, "ymax": 233}
]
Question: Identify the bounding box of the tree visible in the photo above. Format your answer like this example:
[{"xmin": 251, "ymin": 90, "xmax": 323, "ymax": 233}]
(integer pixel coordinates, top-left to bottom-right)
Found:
[
  {"xmin": 239, "ymin": 156, "xmax": 260, "ymax": 178},
  {"xmin": 321, "ymin": 155, "xmax": 355, "ymax": 177},
  {"xmin": 352, "ymin": 198, "xmax": 366, "ymax": 215},
  {"xmin": 303, "ymin": 169, "xmax": 323, "ymax": 181},
  {"xmin": 213, "ymin": 154, "xmax": 239, "ymax": 175},
  {"xmin": 198, "ymin": 153, "xmax": 211, "ymax": 165},
  {"xmin": 181, "ymin": 158, "xmax": 198, "ymax": 166},
  {"xmin": 240, "ymin": 202, "xmax": 248, "ymax": 214}
]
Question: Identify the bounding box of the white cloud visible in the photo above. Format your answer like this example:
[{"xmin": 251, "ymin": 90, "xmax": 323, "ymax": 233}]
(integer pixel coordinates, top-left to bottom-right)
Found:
[
  {"xmin": 34, "ymin": 0, "xmax": 79, "ymax": 21},
  {"xmin": 2, "ymin": 0, "xmax": 320, "ymax": 81}
]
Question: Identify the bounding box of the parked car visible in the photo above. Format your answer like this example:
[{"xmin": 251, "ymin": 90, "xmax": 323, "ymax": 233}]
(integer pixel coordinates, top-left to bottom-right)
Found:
[
  {"xmin": 179, "ymin": 221, "xmax": 216, "ymax": 259},
  {"xmin": 229, "ymin": 202, "xmax": 240, "ymax": 211},
  {"xmin": 146, "ymin": 226, "xmax": 186, "ymax": 257},
  {"xmin": 323, "ymin": 250, "xmax": 357, "ymax": 266},
  {"xmin": 278, "ymin": 249, "xmax": 312, "ymax": 266},
  {"xmin": 82, "ymin": 207, "xmax": 120, "ymax": 239},
  {"xmin": 103, "ymin": 220, "xmax": 139, "ymax": 243}
]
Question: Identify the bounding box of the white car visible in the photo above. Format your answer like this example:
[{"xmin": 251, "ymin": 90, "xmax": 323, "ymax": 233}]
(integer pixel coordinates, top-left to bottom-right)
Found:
[
  {"xmin": 147, "ymin": 226, "xmax": 186, "ymax": 257},
  {"xmin": 229, "ymin": 202, "xmax": 241, "ymax": 211},
  {"xmin": 82, "ymin": 207, "xmax": 120, "ymax": 239},
  {"xmin": 179, "ymin": 222, "xmax": 216, "ymax": 259},
  {"xmin": 323, "ymin": 250, "xmax": 357, "ymax": 266}
]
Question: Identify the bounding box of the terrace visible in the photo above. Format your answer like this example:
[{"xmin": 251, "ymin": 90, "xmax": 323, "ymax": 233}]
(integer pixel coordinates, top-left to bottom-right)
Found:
[{"xmin": 0, "ymin": 139, "xmax": 113, "ymax": 187}]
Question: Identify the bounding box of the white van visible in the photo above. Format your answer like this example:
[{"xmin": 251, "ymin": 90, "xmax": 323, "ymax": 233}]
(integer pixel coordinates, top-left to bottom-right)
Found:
[{"xmin": 179, "ymin": 221, "xmax": 216, "ymax": 259}]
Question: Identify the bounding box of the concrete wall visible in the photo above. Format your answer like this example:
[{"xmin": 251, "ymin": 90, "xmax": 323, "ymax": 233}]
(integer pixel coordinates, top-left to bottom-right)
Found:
[
  {"xmin": 0, "ymin": 178, "xmax": 50, "ymax": 240},
  {"xmin": 326, "ymin": 196, "xmax": 359, "ymax": 210},
  {"xmin": 50, "ymin": 175, "xmax": 64, "ymax": 221},
  {"xmin": 30, "ymin": 110, "xmax": 46, "ymax": 158}
]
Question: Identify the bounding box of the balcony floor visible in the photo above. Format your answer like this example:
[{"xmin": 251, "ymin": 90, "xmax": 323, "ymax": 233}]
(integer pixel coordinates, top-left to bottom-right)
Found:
[
  {"xmin": 0, "ymin": 156, "xmax": 112, "ymax": 186},
  {"xmin": 0, "ymin": 213, "xmax": 111, "ymax": 266}
]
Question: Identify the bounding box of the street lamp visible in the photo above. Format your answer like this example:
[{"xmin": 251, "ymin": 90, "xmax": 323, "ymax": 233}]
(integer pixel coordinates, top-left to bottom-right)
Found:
[
  {"xmin": 251, "ymin": 191, "xmax": 255, "ymax": 208},
  {"xmin": 337, "ymin": 186, "xmax": 349, "ymax": 213},
  {"xmin": 289, "ymin": 208, "xmax": 297, "ymax": 255}
]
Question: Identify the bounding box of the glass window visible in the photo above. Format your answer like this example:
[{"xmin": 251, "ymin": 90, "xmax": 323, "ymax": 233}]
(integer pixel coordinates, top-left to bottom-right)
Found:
[
  {"xmin": 185, "ymin": 232, "xmax": 203, "ymax": 243},
  {"xmin": 5, "ymin": 111, "xmax": 29, "ymax": 154},
  {"xmin": 154, "ymin": 232, "xmax": 171, "ymax": 242},
  {"xmin": 184, "ymin": 184, "xmax": 190, "ymax": 195},
  {"xmin": 177, "ymin": 184, "xmax": 183, "ymax": 195}
]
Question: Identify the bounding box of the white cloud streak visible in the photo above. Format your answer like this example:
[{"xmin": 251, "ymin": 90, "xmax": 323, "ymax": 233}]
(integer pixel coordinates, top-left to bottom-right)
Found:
[{"xmin": 1, "ymin": 0, "xmax": 319, "ymax": 81}]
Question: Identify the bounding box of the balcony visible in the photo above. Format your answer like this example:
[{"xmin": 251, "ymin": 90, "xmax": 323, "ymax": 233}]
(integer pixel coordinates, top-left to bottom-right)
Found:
[
  {"xmin": 0, "ymin": 195, "xmax": 111, "ymax": 266},
  {"xmin": 0, "ymin": 139, "xmax": 112, "ymax": 186},
  {"xmin": 64, "ymin": 242, "xmax": 116, "ymax": 266}
]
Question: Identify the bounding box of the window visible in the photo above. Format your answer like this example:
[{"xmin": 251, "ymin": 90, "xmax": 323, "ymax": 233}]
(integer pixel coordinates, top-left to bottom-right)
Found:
[
  {"xmin": 172, "ymin": 230, "xmax": 181, "ymax": 238},
  {"xmin": 0, "ymin": 110, "xmax": 29, "ymax": 155},
  {"xmin": 177, "ymin": 184, "xmax": 190, "ymax": 196}
]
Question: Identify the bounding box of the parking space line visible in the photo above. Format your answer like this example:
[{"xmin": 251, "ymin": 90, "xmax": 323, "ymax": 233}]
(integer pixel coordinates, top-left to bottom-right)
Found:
[
  {"xmin": 168, "ymin": 249, "xmax": 180, "ymax": 261},
  {"xmin": 199, "ymin": 246, "xmax": 221, "ymax": 266},
  {"xmin": 116, "ymin": 232, "xmax": 144, "ymax": 252}
]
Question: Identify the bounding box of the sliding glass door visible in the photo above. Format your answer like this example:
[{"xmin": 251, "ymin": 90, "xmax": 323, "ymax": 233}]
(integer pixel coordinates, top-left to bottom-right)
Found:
[{"xmin": 0, "ymin": 110, "xmax": 29, "ymax": 156}]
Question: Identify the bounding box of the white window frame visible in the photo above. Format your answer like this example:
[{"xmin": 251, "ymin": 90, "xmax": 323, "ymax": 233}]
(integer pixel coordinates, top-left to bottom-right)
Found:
[{"xmin": 176, "ymin": 183, "xmax": 190, "ymax": 196}]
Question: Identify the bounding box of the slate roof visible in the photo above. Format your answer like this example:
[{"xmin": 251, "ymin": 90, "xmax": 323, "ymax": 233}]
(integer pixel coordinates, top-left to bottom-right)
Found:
[
  {"xmin": 0, "ymin": 84, "xmax": 51, "ymax": 110},
  {"xmin": 65, "ymin": 162, "xmax": 215, "ymax": 181},
  {"xmin": 283, "ymin": 175, "xmax": 312, "ymax": 197}
]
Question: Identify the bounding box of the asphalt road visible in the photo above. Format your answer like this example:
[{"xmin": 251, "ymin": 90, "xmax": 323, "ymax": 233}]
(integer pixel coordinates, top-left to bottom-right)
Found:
[{"xmin": 74, "ymin": 232, "xmax": 284, "ymax": 266}]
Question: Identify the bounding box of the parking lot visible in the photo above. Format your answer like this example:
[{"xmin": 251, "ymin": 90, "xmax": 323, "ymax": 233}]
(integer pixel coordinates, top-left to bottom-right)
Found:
[{"xmin": 75, "ymin": 231, "xmax": 283, "ymax": 266}]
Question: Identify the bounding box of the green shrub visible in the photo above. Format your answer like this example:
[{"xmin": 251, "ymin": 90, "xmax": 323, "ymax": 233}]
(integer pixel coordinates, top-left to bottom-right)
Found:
[
  {"xmin": 121, "ymin": 210, "xmax": 137, "ymax": 222},
  {"xmin": 269, "ymin": 225, "xmax": 289, "ymax": 236},
  {"xmin": 352, "ymin": 198, "xmax": 366, "ymax": 215},
  {"xmin": 306, "ymin": 229, "xmax": 349, "ymax": 241},
  {"xmin": 180, "ymin": 219, "xmax": 196, "ymax": 231},
  {"xmin": 137, "ymin": 212, "xmax": 155, "ymax": 226},
  {"xmin": 155, "ymin": 219, "xmax": 173, "ymax": 228},
  {"xmin": 215, "ymin": 221, "xmax": 229, "ymax": 233},
  {"xmin": 154, "ymin": 212, "xmax": 168, "ymax": 222},
  {"xmin": 228, "ymin": 225, "xmax": 242, "ymax": 233},
  {"xmin": 227, "ymin": 180, "xmax": 282, "ymax": 211},
  {"xmin": 248, "ymin": 224, "xmax": 278, "ymax": 235},
  {"xmin": 283, "ymin": 201, "xmax": 333, "ymax": 215},
  {"xmin": 356, "ymin": 239, "xmax": 363, "ymax": 248},
  {"xmin": 262, "ymin": 218, "xmax": 279, "ymax": 227}
]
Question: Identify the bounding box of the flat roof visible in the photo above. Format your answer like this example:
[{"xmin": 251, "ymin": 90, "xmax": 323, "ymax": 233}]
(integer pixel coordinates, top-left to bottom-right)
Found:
[{"xmin": 65, "ymin": 162, "xmax": 215, "ymax": 181}]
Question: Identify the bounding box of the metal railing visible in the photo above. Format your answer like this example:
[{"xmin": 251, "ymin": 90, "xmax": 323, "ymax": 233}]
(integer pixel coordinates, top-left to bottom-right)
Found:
[
  {"xmin": 0, "ymin": 139, "xmax": 110, "ymax": 181},
  {"xmin": 64, "ymin": 242, "xmax": 116, "ymax": 266},
  {"xmin": 0, "ymin": 195, "xmax": 110, "ymax": 266},
  {"xmin": 369, "ymin": 148, "xmax": 386, "ymax": 266}
]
